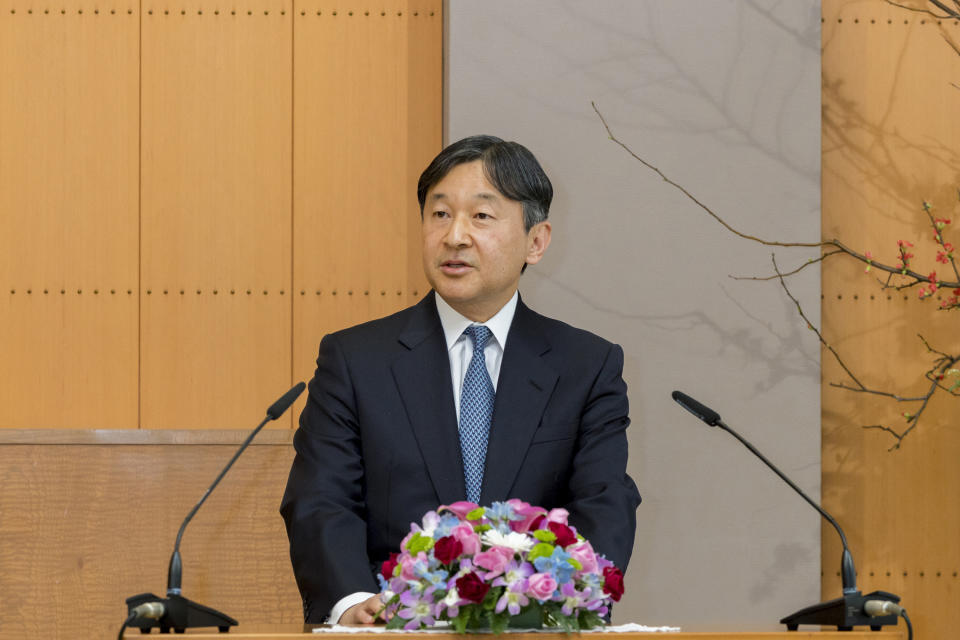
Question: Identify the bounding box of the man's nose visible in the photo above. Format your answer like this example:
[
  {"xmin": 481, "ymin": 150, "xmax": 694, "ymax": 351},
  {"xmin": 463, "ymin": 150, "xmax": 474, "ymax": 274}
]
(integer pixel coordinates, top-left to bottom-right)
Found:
[{"xmin": 444, "ymin": 213, "xmax": 472, "ymax": 247}]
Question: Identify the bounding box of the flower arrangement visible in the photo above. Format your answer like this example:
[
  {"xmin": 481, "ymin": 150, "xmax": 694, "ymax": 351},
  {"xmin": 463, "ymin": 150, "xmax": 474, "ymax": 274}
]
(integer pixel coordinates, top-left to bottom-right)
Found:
[{"xmin": 377, "ymin": 499, "xmax": 624, "ymax": 633}]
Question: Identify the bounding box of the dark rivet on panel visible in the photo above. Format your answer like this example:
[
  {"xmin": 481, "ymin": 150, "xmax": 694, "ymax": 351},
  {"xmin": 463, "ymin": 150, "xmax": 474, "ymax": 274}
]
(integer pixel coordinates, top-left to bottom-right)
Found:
[
  {"xmin": 363, "ymin": 291, "xmax": 369, "ymax": 296},
  {"xmin": 936, "ymin": 571, "xmax": 941, "ymax": 577},
  {"xmin": 332, "ymin": 290, "xmax": 337, "ymax": 296},
  {"xmin": 44, "ymin": 289, "xmax": 49, "ymax": 294},
  {"xmin": 280, "ymin": 290, "xmax": 285, "ymax": 295},
  {"xmin": 397, "ymin": 11, "xmax": 402, "ymax": 16},
  {"xmin": 380, "ymin": 11, "xmax": 385, "ymax": 15},
  {"xmin": 263, "ymin": 290, "xmax": 268, "ymax": 295},
  {"xmin": 9, "ymin": 9, "xmax": 15, "ymax": 14},
  {"xmin": 163, "ymin": 290, "xmax": 168, "ymax": 295},
  {"xmin": 28, "ymin": 8, "xmax": 33, "ymax": 13},
  {"xmin": 348, "ymin": 290, "xmax": 353, "ymax": 296},
  {"xmin": 247, "ymin": 10, "xmax": 252, "ymax": 15},
  {"xmin": 920, "ymin": 571, "xmax": 925, "ymax": 577},
  {"xmin": 111, "ymin": 9, "xmax": 116, "ymax": 14},
  {"xmin": 315, "ymin": 290, "xmax": 321, "ymax": 295},
  {"xmin": 430, "ymin": 11, "xmax": 434, "ymax": 16},
  {"xmin": 300, "ymin": 290, "xmax": 305, "ymax": 295},
  {"xmin": 93, "ymin": 289, "xmax": 99, "ymax": 295},
  {"xmin": 870, "ymin": 19, "xmax": 875, "ymax": 23},
  {"xmin": 45, "ymin": 9, "xmax": 50, "ymax": 14},
  {"xmin": 903, "ymin": 571, "xmax": 908, "ymax": 577},
  {"xmin": 215, "ymin": 10, "xmax": 220, "ymax": 15},
  {"xmin": 853, "ymin": 18, "xmax": 858, "ymax": 23},
  {"xmin": 870, "ymin": 294, "xmax": 875, "ymax": 300},
  {"xmin": 231, "ymin": 10, "xmax": 236, "ymax": 15},
  {"xmin": 397, "ymin": 291, "xmax": 401, "ymax": 296},
  {"xmin": 164, "ymin": 10, "xmax": 169, "ymax": 14},
  {"xmin": 27, "ymin": 289, "xmax": 32, "ymax": 294},
  {"xmin": 414, "ymin": 11, "xmax": 419, "ymax": 16},
  {"xmin": 887, "ymin": 19, "xmax": 892, "ymax": 23},
  {"xmin": 887, "ymin": 294, "xmax": 892, "ymax": 300},
  {"xmin": 413, "ymin": 290, "xmax": 418, "ymax": 296},
  {"xmin": 264, "ymin": 10, "xmax": 269, "ymax": 15},
  {"xmin": 197, "ymin": 289, "xmax": 202, "ymax": 294},
  {"xmin": 365, "ymin": 11, "xmax": 369, "ymax": 15},
  {"xmin": 9, "ymin": 289, "xmax": 15, "ymax": 294},
  {"xmin": 246, "ymin": 290, "xmax": 251, "ymax": 295},
  {"xmin": 380, "ymin": 291, "xmax": 385, "ymax": 296},
  {"xmin": 78, "ymin": 289, "xmax": 83, "ymax": 294},
  {"xmin": 301, "ymin": 10, "xmax": 305, "ymax": 15},
  {"xmin": 281, "ymin": 10, "xmax": 286, "ymax": 15},
  {"xmin": 853, "ymin": 294, "xmax": 858, "ymax": 300},
  {"xmin": 198, "ymin": 10, "xmax": 203, "ymax": 15},
  {"xmin": 886, "ymin": 571, "xmax": 891, "ymax": 576},
  {"xmin": 869, "ymin": 571, "xmax": 874, "ymax": 576},
  {"xmin": 128, "ymin": 9, "xmax": 133, "ymax": 14},
  {"xmin": 837, "ymin": 294, "xmax": 842, "ymax": 299},
  {"xmin": 332, "ymin": 10, "xmax": 337, "ymax": 16},
  {"xmin": 148, "ymin": 9, "xmax": 153, "ymax": 14},
  {"xmin": 182, "ymin": 10, "xmax": 187, "ymax": 15},
  {"xmin": 921, "ymin": 19, "xmax": 926, "ymax": 24},
  {"xmin": 213, "ymin": 289, "xmax": 218, "ymax": 295},
  {"xmin": 78, "ymin": 9, "xmax": 83, "ymax": 14},
  {"xmin": 317, "ymin": 10, "xmax": 321, "ymax": 15},
  {"xmin": 230, "ymin": 289, "xmax": 236, "ymax": 295},
  {"xmin": 95, "ymin": 9, "xmax": 100, "ymax": 14},
  {"xmin": 180, "ymin": 289, "xmax": 185, "ymax": 295},
  {"xmin": 110, "ymin": 289, "xmax": 116, "ymax": 294},
  {"xmin": 837, "ymin": 18, "xmax": 841, "ymax": 23},
  {"xmin": 61, "ymin": 289, "xmax": 66, "ymax": 294},
  {"xmin": 348, "ymin": 11, "xmax": 353, "ymax": 16},
  {"xmin": 147, "ymin": 290, "xmax": 152, "ymax": 295}
]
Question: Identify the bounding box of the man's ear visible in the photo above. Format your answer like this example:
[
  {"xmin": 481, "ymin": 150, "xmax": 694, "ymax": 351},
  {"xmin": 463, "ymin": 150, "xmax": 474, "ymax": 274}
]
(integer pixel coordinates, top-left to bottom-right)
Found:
[{"xmin": 525, "ymin": 221, "xmax": 552, "ymax": 266}]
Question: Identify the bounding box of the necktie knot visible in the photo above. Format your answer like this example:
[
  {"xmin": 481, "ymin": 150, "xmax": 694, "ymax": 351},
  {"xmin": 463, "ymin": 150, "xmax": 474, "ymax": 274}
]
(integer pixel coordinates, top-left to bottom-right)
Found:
[{"xmin": 465, "ymin": 325, "xmax": 492, "ymax": 353}]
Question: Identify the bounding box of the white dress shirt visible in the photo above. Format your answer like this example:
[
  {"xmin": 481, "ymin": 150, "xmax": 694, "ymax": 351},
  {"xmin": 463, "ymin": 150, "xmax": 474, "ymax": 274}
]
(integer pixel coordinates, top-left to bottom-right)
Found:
[{"xmin": 327, "ymin": 291, "xmax": 519, "ymax": 623}]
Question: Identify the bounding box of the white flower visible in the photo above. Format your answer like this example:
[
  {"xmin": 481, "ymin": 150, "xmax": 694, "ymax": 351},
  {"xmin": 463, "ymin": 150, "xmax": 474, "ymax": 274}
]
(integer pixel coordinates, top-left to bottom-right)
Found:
[
  {"xmin": 420, "ymin": 510, "xmax": 440, "ymax": 537},
  {"xmin": 481, "ymin": 528, "xmax": 535, "ymax": 553},
  {"xmin": 442, "ymin": 587, "xmax": 460, "ymax": 606}
]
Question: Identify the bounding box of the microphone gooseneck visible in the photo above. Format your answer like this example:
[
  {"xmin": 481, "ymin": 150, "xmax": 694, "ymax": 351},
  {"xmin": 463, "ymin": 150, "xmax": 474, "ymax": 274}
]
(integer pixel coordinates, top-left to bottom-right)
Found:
[
  {"xmin": 671, "ymin": 390, "xmax": 902, "ymax": 632},
  {"xmin": 124, "ymin": 382, "xmax": 305, "ymax": 635}
]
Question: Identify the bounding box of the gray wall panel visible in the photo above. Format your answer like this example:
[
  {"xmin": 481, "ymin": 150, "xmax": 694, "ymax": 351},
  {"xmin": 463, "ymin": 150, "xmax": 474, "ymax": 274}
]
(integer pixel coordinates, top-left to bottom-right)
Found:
[{"xmin": 447, "ymin": 0, "xmax": 822, "ymax": 630}]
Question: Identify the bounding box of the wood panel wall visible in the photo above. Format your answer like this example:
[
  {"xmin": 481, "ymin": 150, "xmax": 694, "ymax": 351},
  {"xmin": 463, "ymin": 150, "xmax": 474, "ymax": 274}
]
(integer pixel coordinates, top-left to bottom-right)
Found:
[
  {"xmin": 0, "ymin": 1, "xmax": 440, "ymax": 638},
  {"xmin": 821, "ymin": 2, "xmax": 960, "ymax": 638},
  {"xmin": 0, "ymin": 0, "xmax": 438, "ymax": 430}
]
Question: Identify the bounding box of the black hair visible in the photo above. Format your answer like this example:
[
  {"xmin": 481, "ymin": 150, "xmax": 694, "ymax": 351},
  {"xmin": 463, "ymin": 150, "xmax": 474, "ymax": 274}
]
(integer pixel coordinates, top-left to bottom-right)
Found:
[{"xmin": 417, "ymin": 135, "xmax": 553, "ymax": 231}]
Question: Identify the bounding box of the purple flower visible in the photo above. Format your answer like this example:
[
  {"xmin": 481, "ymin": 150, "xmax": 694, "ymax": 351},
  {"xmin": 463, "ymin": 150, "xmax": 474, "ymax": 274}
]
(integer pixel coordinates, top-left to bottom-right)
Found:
[
  {"xmin": 397, "ymin": 589, "xmax": 436, "ymax": 630},
  {"xmin": 495, "ymin": 583, "xmax": 531, "ymax": 616},
  {"xmin": 492, "ymin": 559, "xmax": 534, "ymax": 590},
  {"xmin": 558, "ymin": 582, "xmax": 589, "ymax": 616}
]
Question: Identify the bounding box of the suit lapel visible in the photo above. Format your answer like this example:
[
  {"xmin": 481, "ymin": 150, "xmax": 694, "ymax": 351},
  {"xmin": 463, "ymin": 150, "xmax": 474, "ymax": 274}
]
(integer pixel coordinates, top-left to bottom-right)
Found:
[
  {"xmin": 391, "ymin": 293, "xmax": 467, "ymax": 506},
  {"xmin": 480, "ymin": 299, "xmax": 558, "ymax": 504}
]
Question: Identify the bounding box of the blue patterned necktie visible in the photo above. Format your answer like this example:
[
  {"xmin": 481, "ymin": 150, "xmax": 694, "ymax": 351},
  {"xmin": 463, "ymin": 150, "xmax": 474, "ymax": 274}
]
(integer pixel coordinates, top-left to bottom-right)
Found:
[{"xmin": 459, "ymin": 325, "xmax": 495, "ymax": 504}]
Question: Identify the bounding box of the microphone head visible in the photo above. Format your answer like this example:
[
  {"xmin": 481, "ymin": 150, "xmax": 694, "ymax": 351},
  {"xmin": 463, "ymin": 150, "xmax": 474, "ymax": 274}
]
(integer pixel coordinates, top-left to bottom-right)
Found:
[
  {"xmin": 267, "ymin": 382, "xmax": 307, "ymax": 420},
  {"xmin": 671, "ymin": 390, "xmax": 721, "ymax": 426}
]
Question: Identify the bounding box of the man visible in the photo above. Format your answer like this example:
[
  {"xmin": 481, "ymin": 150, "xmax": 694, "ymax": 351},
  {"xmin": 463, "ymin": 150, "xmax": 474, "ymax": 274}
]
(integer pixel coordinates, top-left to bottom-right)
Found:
[{"xmin": 280, "ymin": 135, "xmax": 641, "ymax": 624}]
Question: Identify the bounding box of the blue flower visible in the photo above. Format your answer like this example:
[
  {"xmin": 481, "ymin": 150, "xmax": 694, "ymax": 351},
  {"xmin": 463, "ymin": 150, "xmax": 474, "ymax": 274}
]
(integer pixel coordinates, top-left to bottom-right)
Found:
[{"xmin": 533, "ymin": 546, "xmax": 576, "ymax": 584}]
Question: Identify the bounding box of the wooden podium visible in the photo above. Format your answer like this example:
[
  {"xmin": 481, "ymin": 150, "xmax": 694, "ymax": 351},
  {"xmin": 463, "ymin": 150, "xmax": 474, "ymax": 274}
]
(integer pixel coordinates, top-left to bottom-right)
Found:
[{"xmin": 122, "ymin": 625, "xmax": 906, "ymax": 639}]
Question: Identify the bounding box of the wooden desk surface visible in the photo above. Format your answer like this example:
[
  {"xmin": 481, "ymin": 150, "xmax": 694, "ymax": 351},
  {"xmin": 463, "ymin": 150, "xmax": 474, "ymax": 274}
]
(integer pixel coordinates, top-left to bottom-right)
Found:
[{"xmin": 123, "ymin": 624, "xmax": 906, "ymax": 639}]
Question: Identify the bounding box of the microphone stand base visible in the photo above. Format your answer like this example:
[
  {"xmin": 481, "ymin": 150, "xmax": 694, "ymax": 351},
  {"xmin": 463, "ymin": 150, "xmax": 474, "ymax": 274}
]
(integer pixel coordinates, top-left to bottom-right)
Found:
[
  {"xmin": 780, "ymin": 590, "xmax": 899, "ymax": 631},
  {"xmin": 126, "ymin": 592, "xmax": 238, "ymax": 634}
]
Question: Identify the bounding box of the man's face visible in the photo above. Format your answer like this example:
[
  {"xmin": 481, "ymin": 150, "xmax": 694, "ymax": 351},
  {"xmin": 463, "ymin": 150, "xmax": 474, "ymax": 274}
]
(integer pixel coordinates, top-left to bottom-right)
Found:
[{"xmin": 421, "ymin": 160, "xmax": 551, "ymax": 322}]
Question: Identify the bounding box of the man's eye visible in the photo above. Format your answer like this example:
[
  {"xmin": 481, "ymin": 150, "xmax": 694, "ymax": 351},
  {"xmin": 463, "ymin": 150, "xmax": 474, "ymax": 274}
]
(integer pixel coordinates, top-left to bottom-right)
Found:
[
  {"xmin": 433, "ymin": 210, "xmax": 449, "ymax": 218},
  {"xmin": 475, "ymin": 212, "xmax": 492, "ymax": 219}
]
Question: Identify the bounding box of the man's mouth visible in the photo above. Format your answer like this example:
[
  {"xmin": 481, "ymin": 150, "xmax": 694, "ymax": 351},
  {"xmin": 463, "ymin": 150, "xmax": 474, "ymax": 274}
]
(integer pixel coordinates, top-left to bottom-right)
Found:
[{"xmin": 440, "ymin": 260, "xmax": 472, "ymax": 274}]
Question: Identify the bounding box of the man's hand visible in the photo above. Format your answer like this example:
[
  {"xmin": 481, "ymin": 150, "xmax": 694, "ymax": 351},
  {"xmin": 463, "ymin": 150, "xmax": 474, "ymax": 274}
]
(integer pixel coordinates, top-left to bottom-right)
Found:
[{"xmin": 338, "ymin": 594, "xmax": 385, "ymax": 625}]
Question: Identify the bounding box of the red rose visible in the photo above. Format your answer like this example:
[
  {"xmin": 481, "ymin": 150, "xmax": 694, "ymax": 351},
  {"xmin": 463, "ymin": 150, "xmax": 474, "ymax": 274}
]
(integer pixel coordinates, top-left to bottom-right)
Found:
[
  {"xmin": 530, "ymin": 514, "xmax": 546, "ymax": 531},
  {"xmin": 433, "ymin": 535, "xmax": 463, "ymax": 565},
  {"xmin": 381, "ymin": 552, "xmax": 400, "ymax": 581},
  {"xmin": 455, "ymin": 571, "xmax": 491, "ymax": 603},
  {"xmin": 602, "ymin": 566, "xmax": 624, "ymax": 602},
  {"xmin": 548, "ymin": 521, "xmax": 577, "ymax": 548}
]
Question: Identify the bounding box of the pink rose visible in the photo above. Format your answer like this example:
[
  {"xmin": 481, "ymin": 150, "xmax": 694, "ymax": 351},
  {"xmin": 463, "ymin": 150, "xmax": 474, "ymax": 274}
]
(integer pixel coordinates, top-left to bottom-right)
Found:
[
  {"xmin": 545, "ymin": 508, "xmax": 569, "ymax": 525},
  {"xmin": 567, "ymin": 541, "xmax": 599, "ymax": 574},
  {"xmin": 527, "ymin": 572, "xmax": 557, "ymax": 601},
  {"xmin": 474, "ymin": 549, "xmax": 509, "ymax": 578},
  {"xmin": 400, "ymin": 551, "xmax": 426, "ymax": 580},
  {"xmin": 440, "ymin": 501, "xmax": 481, "ymax": 520},
  {"xmin": 451, "ymin": 523, "xmax": 481, "ymax": 556},
  {"xmin": 507, "ymin": 499, "xmax": 547, "ymax": 533}
]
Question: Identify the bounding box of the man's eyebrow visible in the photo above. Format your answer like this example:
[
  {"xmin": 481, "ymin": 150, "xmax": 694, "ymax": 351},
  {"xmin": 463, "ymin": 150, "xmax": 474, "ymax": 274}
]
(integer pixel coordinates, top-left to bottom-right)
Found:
[{"xmin": 429, "ymin": 192, "xmax": 500, "ymax": 202}]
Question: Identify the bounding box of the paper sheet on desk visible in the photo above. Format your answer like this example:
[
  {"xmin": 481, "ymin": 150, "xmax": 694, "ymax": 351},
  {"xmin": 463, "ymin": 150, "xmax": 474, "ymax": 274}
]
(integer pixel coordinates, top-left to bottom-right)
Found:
[{"xmin": 316, "ymin": 623, "xmax": 681, "ymax": 633}]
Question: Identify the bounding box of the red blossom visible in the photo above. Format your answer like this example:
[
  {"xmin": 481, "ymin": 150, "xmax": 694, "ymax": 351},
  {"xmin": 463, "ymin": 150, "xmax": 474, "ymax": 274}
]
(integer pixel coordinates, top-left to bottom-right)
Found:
[
  {"xmin": 455, "ymin": 571, "xmax": 490, "ymax": 603},
  {"xmin": 547, "ymin": 521, "xmax": 578, "ymax": 548},
  {"xmin": 433, "ymin": 535, "xmax": 463, "ymax": 565},
  {"xmin": 897, "ymin": 239, "xmax": 914, "ymax": 248},
  {"xmin": 381, "ymin": 552, "xmax": 400, "ymax": 580},
  {"xmin": 937, "ymin": 252, "xmax": 950, "ymax": 264},
  {"xmin": 929, "ymin": 271, "xmax": 937, "ymax": 284},
  {"xmin": 602, "ymin": 566, "xmax": 625, "ymax": 602}
]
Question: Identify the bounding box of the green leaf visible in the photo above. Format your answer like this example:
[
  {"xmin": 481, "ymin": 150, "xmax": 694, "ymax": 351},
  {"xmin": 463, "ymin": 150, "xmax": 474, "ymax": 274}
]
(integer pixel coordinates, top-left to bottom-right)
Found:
[
  {"xmin": 453, "ymin": 610, "xmax": 470, "ymax": 634},
  {"xmin": 466, "ymin": 507, "xmax": 486, "ymax": 520},
  {"xmin": 527, "ymin": 542, "xmax": 555, "ymax": 562},
  {"xmin": 473, "ymin": 523, "xmax": 492, "ymax": 533},
  {"xmin": 533, "ymin": 529, "xmax": 556, "ymax": 542},
  {"xmin": 489, "ymin": 611, "xmax": 508, "ymax": 635},
  {"xmin": 406, "ymin": 532, "xmax": 434, "ymax": 554},
  {"xmin": 385, "ymin": 614, "xmax": 406, "ymax": 630},
  {"xmin": 567, "ymin": 556, "xmax": 583, "ymax": 571}
]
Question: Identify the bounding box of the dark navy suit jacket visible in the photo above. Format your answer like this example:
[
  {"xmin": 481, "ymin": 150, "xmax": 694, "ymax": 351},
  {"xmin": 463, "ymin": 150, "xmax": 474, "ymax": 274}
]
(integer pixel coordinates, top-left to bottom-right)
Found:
[{"xmin": 280, "ymin": 292, "xmax": 641, "ymax": 622}]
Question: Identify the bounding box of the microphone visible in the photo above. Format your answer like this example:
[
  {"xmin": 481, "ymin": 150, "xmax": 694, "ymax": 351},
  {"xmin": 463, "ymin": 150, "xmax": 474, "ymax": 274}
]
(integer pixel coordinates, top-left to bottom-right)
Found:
[
  {"xmin": 124, "ymin": 382, "xmax": 306, "ymax": 634},
  {"xmin": 671, "ymin": 390, "xmax": 903, "ymax": 632}
]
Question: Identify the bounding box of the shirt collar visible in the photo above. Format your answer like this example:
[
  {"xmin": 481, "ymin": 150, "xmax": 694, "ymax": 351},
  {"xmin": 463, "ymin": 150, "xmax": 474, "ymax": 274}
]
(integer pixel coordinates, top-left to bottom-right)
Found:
[{"xmin": 435, "ymin": 291, "xmax": 519, "ymax": 352}]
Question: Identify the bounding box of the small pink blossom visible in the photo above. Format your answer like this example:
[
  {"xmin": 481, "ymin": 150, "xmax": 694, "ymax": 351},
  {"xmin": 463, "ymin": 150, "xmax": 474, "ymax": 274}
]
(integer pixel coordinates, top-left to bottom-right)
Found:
[
  {"xmin": 440, "ymin": 501, "xmax": 480, "ymax": 520},
  {"xmin": 450, "ymin": 523, "xmax": 481, "ymax": 556},
  {"xmin": 567, "ymin": 541, "xmax": 600, "ymax": 575},
  {"xmin": 474, "ymin": 548, "xmax": 511, "ymax": 579},
  {"xmin": 527, "ymin": 572, "xmax": 558, "ymax": 601}
]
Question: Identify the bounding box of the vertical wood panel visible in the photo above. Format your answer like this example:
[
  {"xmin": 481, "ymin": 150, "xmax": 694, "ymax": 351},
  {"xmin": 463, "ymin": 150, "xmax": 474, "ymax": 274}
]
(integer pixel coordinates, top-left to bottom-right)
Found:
[
  {"xmin": 0, "ymin": 2, "xmax": 139, "ymax": 428},
  {"xmin": 822, "ymin": 2, "xmax": 960, "ymax": 637},
  {"xmin": 291, "ymin": 0, "xmax": 439, "ymax": 417},
  {"xmin": 140, "ymin": 1, "xmax": 293, "ymax": 429}
]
